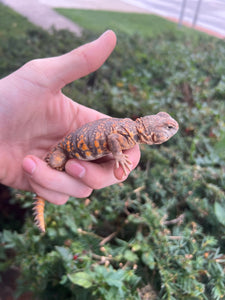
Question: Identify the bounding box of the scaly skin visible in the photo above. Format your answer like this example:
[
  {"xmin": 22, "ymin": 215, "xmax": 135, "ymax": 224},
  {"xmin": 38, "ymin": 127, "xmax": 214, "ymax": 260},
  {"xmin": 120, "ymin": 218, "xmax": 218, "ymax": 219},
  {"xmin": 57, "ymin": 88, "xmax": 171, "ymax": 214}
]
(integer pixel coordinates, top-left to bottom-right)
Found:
[{"xmin": 34, "ymin": 112, "xmax": 179, "ymax": 232}]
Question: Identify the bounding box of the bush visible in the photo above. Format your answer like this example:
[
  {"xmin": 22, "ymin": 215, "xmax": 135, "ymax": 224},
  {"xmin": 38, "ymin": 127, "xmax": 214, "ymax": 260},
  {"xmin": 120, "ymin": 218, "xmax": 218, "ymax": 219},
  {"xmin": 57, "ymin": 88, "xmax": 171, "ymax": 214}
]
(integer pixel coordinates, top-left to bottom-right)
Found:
[{"xmin": 1, "ymin": 14, "xmax": 225, "ymax": 300}]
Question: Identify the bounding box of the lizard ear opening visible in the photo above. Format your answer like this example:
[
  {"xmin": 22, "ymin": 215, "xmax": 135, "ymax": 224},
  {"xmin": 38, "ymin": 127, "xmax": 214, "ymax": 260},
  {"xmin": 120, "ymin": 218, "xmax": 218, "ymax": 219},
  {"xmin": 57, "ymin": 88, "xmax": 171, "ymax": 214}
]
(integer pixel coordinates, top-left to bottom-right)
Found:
[{"xmin": 151, "ymin": 133, "xmax": 157, "ymax": 143}]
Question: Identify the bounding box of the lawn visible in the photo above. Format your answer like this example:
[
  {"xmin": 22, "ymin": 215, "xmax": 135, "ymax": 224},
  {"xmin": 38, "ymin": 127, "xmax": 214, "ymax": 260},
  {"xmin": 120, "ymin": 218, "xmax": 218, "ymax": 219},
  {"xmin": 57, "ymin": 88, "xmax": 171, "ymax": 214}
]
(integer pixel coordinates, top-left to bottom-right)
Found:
[
  {"xmin": 0, "ymin": 3, "xmax": 36, "ymax": 41},
  {"xmin": 56, "ymin": 8, "xmax": 206, "ymax": 39}
]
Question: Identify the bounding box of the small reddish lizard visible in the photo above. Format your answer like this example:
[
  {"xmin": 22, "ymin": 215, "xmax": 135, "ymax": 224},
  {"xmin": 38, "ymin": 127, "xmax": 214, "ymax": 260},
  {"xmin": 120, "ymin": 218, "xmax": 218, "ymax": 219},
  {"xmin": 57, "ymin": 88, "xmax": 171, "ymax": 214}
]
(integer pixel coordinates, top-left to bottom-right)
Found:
[{"xmin": 33, "ymin": 112, "xmax": 179, "ymax": 232}]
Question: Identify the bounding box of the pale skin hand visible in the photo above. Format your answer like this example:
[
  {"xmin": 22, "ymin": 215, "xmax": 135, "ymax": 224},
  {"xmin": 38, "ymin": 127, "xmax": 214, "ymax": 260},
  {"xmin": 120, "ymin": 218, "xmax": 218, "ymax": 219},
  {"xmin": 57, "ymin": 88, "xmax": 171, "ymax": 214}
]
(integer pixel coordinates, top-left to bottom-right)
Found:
[{"xmin": 0, "ymin": 30, "xmax": 140, "ymax": 205}]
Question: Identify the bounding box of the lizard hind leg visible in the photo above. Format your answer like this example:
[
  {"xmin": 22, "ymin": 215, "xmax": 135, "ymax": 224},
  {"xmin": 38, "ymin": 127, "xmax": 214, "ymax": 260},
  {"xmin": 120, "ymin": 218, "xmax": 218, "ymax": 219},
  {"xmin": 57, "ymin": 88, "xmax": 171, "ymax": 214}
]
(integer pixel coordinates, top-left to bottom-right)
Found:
[
  {"xmin": 33, "ymin": 196, "xmax": 46, "ymax": 233},
  {"xmin": 45, "ymin": 147, "xmax": 67, "ymax": 171}
]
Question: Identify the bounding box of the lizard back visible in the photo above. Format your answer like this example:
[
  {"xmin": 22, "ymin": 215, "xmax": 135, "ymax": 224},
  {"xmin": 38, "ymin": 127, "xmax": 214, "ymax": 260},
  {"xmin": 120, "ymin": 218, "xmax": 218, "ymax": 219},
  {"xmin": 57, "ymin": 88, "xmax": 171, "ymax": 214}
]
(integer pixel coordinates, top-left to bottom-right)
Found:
[{"xmin": 59, "ymin": 117, "xmax": 137, "ymax": 161}]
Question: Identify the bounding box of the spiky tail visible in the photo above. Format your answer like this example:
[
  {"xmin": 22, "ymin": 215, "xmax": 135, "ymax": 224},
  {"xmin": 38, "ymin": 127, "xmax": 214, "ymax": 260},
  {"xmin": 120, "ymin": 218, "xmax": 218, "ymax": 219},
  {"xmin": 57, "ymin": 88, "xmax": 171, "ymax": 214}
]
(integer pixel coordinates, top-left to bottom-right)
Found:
[{"xmin": 33, "ymin": 196, "xmax": 46, "ymax": 233}]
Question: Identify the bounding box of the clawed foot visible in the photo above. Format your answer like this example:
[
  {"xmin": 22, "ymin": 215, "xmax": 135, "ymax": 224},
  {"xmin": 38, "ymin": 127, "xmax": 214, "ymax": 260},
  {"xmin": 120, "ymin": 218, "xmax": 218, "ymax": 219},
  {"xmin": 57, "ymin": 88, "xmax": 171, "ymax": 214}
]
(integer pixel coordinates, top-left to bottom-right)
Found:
[
  {"xmin": 115, "ymin": 153, "xmax": 132, "ymax": 176},
  {"xmin": 45, "ymin": 147, "xmax": 67, "ymax": 171}
]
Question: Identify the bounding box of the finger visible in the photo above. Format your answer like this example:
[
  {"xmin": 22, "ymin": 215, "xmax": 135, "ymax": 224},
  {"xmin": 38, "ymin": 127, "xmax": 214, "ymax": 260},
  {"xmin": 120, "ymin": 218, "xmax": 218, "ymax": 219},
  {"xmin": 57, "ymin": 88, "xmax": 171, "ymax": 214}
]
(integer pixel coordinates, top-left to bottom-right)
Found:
[
  {"xmin": 22, "ymin": 156, "xmax": 93, "ymax": 203},
  {"xmin": 30, "ymin": 181, "xmax": 70, "ymax": 205},
  {"xmin": 66, "ymin": 159, "xmax": 116, "ymax": 190},
  {"xmin": 38, "ymin": 30, "xmax": 117, "ymax": 91},
  {"xmin": 65, "ymin": 145, "xmax": 141, "ymax": 189}
]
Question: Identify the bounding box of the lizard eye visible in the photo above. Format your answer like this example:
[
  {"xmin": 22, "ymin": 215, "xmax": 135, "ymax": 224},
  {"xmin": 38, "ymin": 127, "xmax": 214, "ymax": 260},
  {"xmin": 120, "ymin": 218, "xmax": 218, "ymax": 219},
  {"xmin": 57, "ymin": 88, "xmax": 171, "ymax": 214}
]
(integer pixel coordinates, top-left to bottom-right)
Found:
[{"xmin": 167, "ymin": 125, "xmax": 174, "ymax": 129}]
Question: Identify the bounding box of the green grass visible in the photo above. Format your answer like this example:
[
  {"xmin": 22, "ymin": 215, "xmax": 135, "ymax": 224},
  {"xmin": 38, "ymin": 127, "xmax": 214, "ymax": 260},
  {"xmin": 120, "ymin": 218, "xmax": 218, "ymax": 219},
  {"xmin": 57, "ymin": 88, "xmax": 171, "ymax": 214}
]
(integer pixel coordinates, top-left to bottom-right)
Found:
[
  {"xmin": 0, "ymin": 3, "xmax": 36, "ymax": 41},
  {"xmin": 56, "ymin": 8, "xmax": 206, "ymax": 39},
  {"xmin": 0, "ymin": 3, "xmax": 212, "ymax": 42}
]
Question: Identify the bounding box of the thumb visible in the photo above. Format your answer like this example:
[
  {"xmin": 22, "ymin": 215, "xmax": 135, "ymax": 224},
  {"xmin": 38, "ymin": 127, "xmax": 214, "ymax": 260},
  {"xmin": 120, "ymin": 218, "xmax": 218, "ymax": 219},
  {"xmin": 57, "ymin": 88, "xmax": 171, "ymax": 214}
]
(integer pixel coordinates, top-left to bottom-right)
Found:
[{"xmin": 30, "ymin": 30, "xmax": 117, "ymax": 92}]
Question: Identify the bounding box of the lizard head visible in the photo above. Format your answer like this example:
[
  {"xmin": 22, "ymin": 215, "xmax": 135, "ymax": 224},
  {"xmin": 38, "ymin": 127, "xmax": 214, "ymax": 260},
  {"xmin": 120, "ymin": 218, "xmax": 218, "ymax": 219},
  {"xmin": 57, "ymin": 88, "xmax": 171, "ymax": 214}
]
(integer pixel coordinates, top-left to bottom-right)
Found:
[{"xmin": 136, "ymin": 112, "xmax": 179, "ymax": 145}]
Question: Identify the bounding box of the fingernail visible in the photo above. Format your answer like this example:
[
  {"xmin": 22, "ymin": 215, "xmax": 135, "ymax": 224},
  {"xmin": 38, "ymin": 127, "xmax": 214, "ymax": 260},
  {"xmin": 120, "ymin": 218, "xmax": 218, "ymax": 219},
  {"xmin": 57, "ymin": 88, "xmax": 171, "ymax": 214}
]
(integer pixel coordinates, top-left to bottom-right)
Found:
[
  {"xmin": 67, "ymin": 161, "xmax": 86, "ymax": 178},
  {"xmin": 114, "ymin": 168, "xmax": 129, "ymax": 181},
  {"xmin": 23, "ymin": 157, "xmax": 36, "ymax": 175}
]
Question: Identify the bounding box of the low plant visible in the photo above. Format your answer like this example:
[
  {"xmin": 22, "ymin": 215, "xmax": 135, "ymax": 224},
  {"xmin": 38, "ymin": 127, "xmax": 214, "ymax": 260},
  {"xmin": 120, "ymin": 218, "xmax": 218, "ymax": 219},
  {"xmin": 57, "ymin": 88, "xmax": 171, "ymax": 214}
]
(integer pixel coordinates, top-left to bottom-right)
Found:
[{"xmin": 1, "ymin": 4, "xmax": 225, "ymax": 299}]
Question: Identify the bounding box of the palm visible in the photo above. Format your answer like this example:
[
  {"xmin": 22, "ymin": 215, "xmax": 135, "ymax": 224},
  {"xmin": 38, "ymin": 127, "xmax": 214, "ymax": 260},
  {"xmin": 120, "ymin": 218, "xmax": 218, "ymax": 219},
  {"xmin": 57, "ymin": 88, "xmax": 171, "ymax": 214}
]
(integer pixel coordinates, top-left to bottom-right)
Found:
[{"xmin": 0, "ymin": 61, "xmax": 104, "ymax": 190}]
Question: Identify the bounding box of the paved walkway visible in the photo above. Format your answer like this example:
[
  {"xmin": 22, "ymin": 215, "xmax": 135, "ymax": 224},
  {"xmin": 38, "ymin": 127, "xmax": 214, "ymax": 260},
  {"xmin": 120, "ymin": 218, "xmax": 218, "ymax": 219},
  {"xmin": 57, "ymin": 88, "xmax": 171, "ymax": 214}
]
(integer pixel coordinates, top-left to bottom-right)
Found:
[
  {"xmin": 40, "ymin": 0, "xmax": 225, "ymax": 38},
  {"xmin": 40, "ymin": 0, "xmax": 149, "ymax": 13},
  {"xmin": 1, "ymin": 0, "xmax": 224, "ymax": 38},
  {"xmin": 0, "ymin": 0, "xmax": 148, "ymax": 36},
  {"xmin": 0, "ymin": 0, "xmax": 82, "ymax": 35}
]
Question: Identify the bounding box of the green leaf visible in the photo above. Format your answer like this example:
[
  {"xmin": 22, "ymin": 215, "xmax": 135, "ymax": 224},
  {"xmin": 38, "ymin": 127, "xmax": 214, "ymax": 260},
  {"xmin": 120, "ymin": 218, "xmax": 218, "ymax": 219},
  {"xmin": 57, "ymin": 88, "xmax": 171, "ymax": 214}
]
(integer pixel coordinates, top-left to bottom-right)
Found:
[
  {"xmin": 214, "ymin": 202, "xmax": 225, "ymax": 226},
  {"xmin": 124, "ymin": 250, "xmax": 138, "ymax": 262},
  {"xmin": 214, "ymin": 130, "xmax": 225, "ymax": 159},
  {"xmin": 68, "ymin": 272, "xmax": 93, "ymax": 288},
  {"xmin": 55, "ymin": 246, "xmax": 73, "ymax": 261},
  {"xmin": 105, "ymin": 277, "xmax": 123, "ymax": 289},
  {"xmin": 142, "ymin": 251, "xmax": 155, "ymax": 270},
  {"xmin": 64, "ymin": 215, "xmax": 77, "ymax": 233},
  {"xmin": 60, "ymin": 275, "xmax": 68, "ymax": 285},
  {"xmin": 105, "ymin": 269, "xmax": 124, "ymax": 288},
  {"xmin": 131, "ymin": 243, "xmax": 141, "ymax": 252}
]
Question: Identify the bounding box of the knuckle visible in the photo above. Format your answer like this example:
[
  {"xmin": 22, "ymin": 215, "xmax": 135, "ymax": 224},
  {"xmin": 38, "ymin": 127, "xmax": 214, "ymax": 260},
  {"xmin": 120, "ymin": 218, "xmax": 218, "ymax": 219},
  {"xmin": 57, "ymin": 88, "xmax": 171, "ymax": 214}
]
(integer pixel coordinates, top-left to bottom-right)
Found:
[
  {"xmin": 36, "ymin": 189, "xmax": 70, "ymax": 206},
  {"xmin": 71, "ymin": 186, "xmax": 93, "ymax": 198},
  {"xmin": 89, "ymin": 177, "xmax": 105, "ymax": 190},
  {"xmin": 79, "ymin": 187, "xmax": 93, "ymax": 198},
  {"xmin": 53, "ymin": 195, "xmax": 69, "ymax": 205},
  {"xmin": 24, "ymin": 59, "xmax": 42, "ymax": 70}
]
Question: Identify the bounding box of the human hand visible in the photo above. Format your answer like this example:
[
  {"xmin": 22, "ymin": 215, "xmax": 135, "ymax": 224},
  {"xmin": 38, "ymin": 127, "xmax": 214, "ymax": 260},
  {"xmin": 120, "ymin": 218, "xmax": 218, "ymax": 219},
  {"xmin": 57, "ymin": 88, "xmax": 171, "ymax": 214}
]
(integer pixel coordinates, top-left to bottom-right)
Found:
[{"xmin": 0, "ymin": 30, "xmax": 140, "ymax": 205}]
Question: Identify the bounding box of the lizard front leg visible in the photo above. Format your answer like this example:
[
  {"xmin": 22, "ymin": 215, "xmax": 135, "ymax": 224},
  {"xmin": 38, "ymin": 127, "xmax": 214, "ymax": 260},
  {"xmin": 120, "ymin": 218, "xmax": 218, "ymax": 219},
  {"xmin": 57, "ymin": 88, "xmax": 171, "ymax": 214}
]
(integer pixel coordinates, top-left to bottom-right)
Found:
[{"xmin": 107, "ymin": 133, "xmax": 133, "ymax": 176}]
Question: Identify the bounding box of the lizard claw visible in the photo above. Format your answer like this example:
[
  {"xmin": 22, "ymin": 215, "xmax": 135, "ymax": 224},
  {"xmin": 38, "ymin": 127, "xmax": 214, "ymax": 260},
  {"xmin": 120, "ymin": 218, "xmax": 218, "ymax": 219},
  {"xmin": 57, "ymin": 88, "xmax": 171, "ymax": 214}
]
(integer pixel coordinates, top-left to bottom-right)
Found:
[{"xmin": 115, "ymin": 153, "xmax": 132, "ymax": 177}]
